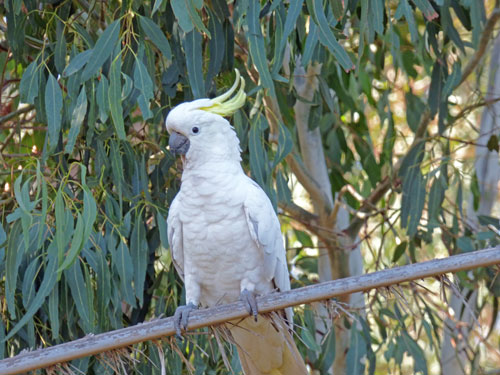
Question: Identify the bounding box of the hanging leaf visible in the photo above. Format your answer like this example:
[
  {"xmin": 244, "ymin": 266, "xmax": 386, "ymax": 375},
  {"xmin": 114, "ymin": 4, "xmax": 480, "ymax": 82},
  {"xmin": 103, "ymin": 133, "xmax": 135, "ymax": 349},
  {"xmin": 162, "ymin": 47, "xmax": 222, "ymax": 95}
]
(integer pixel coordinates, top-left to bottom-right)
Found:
[
  {"xmin": 109, "ymin": 53, "xmax": 126, "ymax": 140},
  {"xmin": 395, "ymin": 0, "xmax": 418, "ymax": 43},
  {"xmin": 131, "ymin": 213, "xmax": 148, "ymax": 306},
  {"xmin": 19, "ymin": 60, "xmax": 40, "ymax": 104},
  {"xmin": 170, "ymin": 0, "xmax": 194, "ymax": 33},
  {"xmin": 5, "ymin": 241, "xmax": 58, "ymax": 340},
  {"xmin": 205, "ymin": 9, "xmax": 225, "ymax": 87},
  {"xmin": 65, "ymin": 87, "xmax": 88, "ymax": 154},
  {"xmin": 96, "ymin": 75, "xmax": 109, "ymax": 122},
  {"xmin": 81, "ymin": 20, "xmax": 121, "ymax": 82},
  {"xmin": 183, "ymin": 29, "xmax": 205, "ymax": 99},
  {"xmin": 249, "ymin": 115, "xmax": 269, "ymax": 189},
  {"xmin": 139, "ymin": 16, "xmax": 172, "ymax": 60},
  {"xmin": 309, "ymin": 0, "xmax": 354, "ymax": 72},
  {"xmin": 247, "ymin": 1, "xmax": 276, "ymax": 97},
  {"xmin": 413, "ymin": 0, "xmax": 439, "ymax": 21},
  {"xmin": 152, "ymin": 0, "xmax": 164, "ymax": 15},
  {"xmin": 273, "ymin": 0, "xmax": 304, "ymax": 75},
  {"xmin": 54, "ymin": 28, "xmax": 67, "ymax": 74},
  {"xmin": 346, "ymin": 327, "xmax": 366, "ymax": 375},
  {"xmin": 65, "ymin": 260, "xmax": 95, "ymax": 333},
  {"xmin": 370, "ymin": 0, "xmax": 384, "ymax": 35},
  {"xmin": 63, "ymin": 49, "xmax": 93, "ymax": 78},
  {"xmin": 45, "ymin": 74, "xmax": 63, "ymax": 152},
  {"xmin": 113, "ymin": 240, "xmax": 136, "ymax": 306},
  {"xmin": 134, "ymin": 57, "xmax": 154, "ymax": 120}
]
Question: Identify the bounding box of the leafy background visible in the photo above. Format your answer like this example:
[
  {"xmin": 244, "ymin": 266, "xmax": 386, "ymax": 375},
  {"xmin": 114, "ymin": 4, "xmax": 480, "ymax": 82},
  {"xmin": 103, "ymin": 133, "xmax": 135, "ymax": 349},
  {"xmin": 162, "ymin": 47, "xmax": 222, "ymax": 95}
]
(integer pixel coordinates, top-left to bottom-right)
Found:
[{"xmin": 1, "ymin": 0, "xmax": 500, "ymax": 374}]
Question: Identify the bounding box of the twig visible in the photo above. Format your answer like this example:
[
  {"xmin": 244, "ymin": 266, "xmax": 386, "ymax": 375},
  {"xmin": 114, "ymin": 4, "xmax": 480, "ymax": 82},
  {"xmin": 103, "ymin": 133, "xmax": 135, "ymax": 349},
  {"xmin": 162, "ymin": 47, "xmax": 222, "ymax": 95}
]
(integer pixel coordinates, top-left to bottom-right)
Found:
[
  {"xmin": 0, "ymin": 246, "xmax": 499, "ymax": 375},
  {"xmin": 0, "ymin": 105, "xmax": 34, "ymax": 124},
  {"xmin": 278, "ymin": 200, "xmax": 319, "ymax": 226}
]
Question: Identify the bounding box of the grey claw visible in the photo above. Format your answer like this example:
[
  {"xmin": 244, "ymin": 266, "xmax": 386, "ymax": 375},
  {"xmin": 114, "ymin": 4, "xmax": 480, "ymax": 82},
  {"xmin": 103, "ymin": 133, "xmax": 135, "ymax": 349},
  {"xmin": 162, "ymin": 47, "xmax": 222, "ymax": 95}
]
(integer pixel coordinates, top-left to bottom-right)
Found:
[
  {"xmin": 240, "ymin": 289, "xmax": 258, "ymax": 321},
  {"xmin": 173, "ymin": 302, "xmax": 197, "ymax": 339}
]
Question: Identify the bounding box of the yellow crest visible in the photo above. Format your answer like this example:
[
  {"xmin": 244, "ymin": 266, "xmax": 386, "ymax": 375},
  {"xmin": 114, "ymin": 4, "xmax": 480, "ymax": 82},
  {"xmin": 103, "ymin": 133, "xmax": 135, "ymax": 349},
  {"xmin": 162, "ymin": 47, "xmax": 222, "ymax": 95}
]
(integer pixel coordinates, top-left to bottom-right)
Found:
[{"xmin": 200, "ymin": 69, "xmax": 246, "ymax": 116}]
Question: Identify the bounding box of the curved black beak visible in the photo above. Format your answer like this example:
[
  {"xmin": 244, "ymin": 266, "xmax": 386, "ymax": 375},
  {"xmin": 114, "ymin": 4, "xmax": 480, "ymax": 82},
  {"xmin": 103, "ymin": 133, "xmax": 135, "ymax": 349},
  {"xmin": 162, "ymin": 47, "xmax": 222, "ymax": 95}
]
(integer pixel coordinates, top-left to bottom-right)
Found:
[{"xmin": 169, "ymin": 132, "xmax": 190, "ymax": 156}]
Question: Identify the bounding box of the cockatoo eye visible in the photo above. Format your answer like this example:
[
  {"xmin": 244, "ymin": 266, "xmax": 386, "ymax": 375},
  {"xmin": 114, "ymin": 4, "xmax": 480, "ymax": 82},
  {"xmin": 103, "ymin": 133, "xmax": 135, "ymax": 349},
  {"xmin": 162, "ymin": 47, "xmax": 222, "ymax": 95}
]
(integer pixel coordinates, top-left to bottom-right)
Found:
[{"xmin": 191, "ymin": 126, "xmax": 200, "ymax": 134}]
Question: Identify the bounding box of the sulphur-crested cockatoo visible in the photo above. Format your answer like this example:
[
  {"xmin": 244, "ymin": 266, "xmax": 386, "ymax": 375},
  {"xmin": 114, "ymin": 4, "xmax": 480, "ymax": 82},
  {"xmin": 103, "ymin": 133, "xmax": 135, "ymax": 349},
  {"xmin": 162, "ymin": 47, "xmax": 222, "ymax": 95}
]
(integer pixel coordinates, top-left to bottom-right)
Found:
[{"xmin": 166, "ymin": 70, "xmax": 307, "ymax": 375}]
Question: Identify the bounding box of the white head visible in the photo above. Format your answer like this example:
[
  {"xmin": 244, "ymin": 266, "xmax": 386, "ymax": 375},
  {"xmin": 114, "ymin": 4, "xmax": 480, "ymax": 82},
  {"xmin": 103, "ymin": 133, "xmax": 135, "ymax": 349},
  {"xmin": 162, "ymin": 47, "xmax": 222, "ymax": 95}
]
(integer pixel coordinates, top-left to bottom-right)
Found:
[{"xmin": 165, "ymin": 70, "xmax": 246, "ymax": 166}]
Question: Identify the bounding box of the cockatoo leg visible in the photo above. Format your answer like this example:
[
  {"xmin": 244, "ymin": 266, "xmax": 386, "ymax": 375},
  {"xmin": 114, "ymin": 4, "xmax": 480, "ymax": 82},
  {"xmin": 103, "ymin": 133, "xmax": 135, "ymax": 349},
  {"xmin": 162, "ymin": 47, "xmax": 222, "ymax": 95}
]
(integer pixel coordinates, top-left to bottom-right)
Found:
[
  {"xmin": 173, "ymin": 302, "xmax": 197, "ymax": 340},
  {"xmin": 240, "ymin": 289, "xmax": 258, "ymax": 321}
]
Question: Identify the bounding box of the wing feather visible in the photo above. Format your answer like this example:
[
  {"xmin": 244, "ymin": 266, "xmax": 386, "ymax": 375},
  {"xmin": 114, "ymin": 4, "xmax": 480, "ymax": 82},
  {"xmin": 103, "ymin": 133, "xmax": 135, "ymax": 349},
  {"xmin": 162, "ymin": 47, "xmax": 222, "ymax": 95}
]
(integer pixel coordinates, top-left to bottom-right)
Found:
[
  {"xmin": 243, "ymin": 179, "xmax": 292, "ymax": 322},
  {"xmin": 167, "ymin": 196, "xmax": 184, "ymax": 280}
]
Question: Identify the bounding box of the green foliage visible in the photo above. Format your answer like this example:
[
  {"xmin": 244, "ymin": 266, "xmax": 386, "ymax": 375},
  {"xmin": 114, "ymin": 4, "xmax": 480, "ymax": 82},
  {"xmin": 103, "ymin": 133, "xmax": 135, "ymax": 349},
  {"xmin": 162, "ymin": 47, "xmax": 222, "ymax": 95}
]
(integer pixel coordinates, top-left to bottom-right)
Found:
[{"xmin": 0, "ymin": 0, "xmax": 499, "ymax": 374}]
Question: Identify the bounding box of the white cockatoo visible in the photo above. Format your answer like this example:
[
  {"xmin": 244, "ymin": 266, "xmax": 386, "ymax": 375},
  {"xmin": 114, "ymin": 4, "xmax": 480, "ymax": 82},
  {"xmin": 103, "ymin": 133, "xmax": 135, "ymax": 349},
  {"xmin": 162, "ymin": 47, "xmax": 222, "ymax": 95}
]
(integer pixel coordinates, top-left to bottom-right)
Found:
[{"xmin": 166, "ymin": 70, "xmax": 307, "ymax": 375}]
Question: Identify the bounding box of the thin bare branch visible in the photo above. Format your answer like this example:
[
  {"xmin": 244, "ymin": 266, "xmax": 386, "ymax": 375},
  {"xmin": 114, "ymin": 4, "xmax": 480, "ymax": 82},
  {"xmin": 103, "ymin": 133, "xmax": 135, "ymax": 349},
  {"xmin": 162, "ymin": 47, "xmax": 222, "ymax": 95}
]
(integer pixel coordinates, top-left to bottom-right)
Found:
[{"xmin": 0, "ymin": 105, "xmax": 34, "ymax": 124}]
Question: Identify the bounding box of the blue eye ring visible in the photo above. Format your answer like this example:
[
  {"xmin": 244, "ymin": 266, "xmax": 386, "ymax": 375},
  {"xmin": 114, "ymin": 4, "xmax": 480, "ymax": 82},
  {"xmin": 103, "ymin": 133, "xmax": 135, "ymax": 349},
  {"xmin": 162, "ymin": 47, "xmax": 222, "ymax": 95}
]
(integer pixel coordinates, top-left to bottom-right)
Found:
[{"xmin": 192, "ymin": 126, "xmax": 200, "ymax": 134}]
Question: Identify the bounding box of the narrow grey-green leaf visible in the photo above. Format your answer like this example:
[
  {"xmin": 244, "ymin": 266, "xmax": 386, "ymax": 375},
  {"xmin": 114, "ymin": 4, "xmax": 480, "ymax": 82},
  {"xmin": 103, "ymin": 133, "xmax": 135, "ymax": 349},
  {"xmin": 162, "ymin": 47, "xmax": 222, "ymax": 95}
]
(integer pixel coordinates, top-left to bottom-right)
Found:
[
  {"xmin": 97, "ymin": 75, "xmax": 109, "ymax": 122},
  {"xmin": 55, "ymin": 31, "xmax": 67, "ymax": 74},
  {"xmin": 302, "ymin": 20, "xmax": 319, "ymax": 67},
  {"xmin": 346, "ymin": 327, "xmax": 366, "ymax": 375},
  {"xmin": 22, "ymin": 257, "xmax": 41, "ymax": 308},
  {"xmin": 395, "ymin": 0, "xmax": 418, "ymax": 44},
  {"xmin": 152, "ymin": 0, "xmax": 164, "ymax": 15},
  {"xmin": 273, "ymin": 0, "xmax": 303, "ymax": 75},
  {"xmin": 133, "ymin": 57, "xmax": 154, "ymax": 120},
  {"xmin": 442, "ymin": 62, "xmax": 461, "ymax": 98},
  {"xmin": 0, "ymin": 223, "xmax": 6, "ymax": 247},
  {"xmin": 63, "ymin": 49, "xmax": 92, "ymax": 78},
  {"xmin": 45, "ymin": 74, "xmax": 63, "ymax": 152},
  {"xmin": 57, "ymin": 213, "xmax": 84, "ymax": 272},
  {"xmin": 131, "ymin": 215, "xmax": 148, "ymax": 306},
  {"xmin": 109, "ymin": 56, "xmax": 126, "ymax": 139},
  {"xmin": 399, "ymin": 332, "xmax": 428, "ymax": 375},
  {"xmin": 413, "ymin": 0, "xmax": 438, "ymax": 20},
  {"xmin": 183, "ymin": 29, "xmax": 205, "ymax": 99},
  {"xmin": 139, "ymin": 16, "xmax": 172, "ymax": 60},
  {"xmin": 82, "ymin": 186, "xmax": 97, "ymax": 241},
  {"xmin": 65, "ymin": 87, "xmax": 87, "ymax": 154},
  {"xmin": 5, "ymin": 222, "xmax": 22, "ymax": 319},
  {"xmin": 65, "ymin": 260, "xmax": 93, "ymax": 333},
  {"xmin": 205, "ymin": 9, "xmax": 225, "ymax": 87},
  {"xmin": 19, "ymin": 60, "xmax": 39, "ymax": 104},
  {"xmin": 171, "ymin": 0, "xmax": 194, "ymax": 33},
  {"xmin": 370, "ymin": 0, "xmax": 384, "ymax": 35},
  {"xmin": 311, "ymin": 0, "xmax": 354, "ymax": 71},
  {"xmin": 48, "ymin": 285, "xmax": 59, "ymax": 340},
  {"xmin": 320, "ymin": 327, "xmax": 336, "ymax": 373},
  {"xmin": 81, "ymin": 20, "xmax": 120, "ymax": 82},
  {"xmin": 5, "ymin": 241, "xmax": 58, "ymax": 340},
  {"xmin": 249, "ymin": 115, "xmax": 268, "ymax": 188},
  {"xmin": 156, "ymin": 212, "xmax": 169, "ymax": 249},
  {"xmin": 247, "ymin": 1, "xmax": 276, "ymax": 97},
  {"xmin": 276, "ymin": 170, "xmax": 292, "ymax": 204},
  {"xmin": 114, "ymin": 240, "xmax": 136, "ymax": 306}
]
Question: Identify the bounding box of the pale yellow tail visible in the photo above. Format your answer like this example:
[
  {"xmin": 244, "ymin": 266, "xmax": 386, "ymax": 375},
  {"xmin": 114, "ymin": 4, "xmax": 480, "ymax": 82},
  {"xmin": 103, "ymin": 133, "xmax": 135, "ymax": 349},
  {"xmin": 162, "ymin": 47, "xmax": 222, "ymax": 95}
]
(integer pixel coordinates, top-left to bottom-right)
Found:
[{"xmin": 229, "ymin": 314, "xmax": 308, "ymax": 375}]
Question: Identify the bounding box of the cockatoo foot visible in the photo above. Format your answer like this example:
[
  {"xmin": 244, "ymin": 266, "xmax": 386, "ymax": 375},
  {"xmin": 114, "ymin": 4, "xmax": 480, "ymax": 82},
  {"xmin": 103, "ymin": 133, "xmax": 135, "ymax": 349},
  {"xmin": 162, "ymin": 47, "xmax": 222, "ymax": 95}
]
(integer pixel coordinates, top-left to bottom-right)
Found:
[
  {"xmin": 173, "ymin": 302, "xmax": 197, "ymax": 340},
  {"xmin": 240, "ymin": 289, "xmax": 258, "ymax": 322}
]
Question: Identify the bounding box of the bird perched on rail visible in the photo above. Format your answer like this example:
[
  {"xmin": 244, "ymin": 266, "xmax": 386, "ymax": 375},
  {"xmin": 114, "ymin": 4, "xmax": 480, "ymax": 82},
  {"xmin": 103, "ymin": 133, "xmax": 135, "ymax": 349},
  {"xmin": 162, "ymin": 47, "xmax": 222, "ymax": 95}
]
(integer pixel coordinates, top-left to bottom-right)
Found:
[{"xmin": 165, "ymin": 70, "xmax": 307, "ymax": 375}]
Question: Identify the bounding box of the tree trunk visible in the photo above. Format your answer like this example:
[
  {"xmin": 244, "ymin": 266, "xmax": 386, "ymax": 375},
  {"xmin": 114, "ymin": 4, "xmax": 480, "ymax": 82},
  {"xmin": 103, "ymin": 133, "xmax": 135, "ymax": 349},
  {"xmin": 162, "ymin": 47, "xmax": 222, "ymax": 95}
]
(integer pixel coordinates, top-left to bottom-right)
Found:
[{"xmin": 293, "ymin": 61, "xmax": 365, "ymax": 374}]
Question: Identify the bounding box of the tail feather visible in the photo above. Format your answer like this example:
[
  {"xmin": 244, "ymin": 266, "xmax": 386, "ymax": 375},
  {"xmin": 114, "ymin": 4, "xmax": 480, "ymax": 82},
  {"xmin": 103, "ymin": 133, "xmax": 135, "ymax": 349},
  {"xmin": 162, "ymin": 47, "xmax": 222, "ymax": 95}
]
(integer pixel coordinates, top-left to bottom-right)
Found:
[{"xmin": 229, "ymin": 314, "xmax": 308, "ymax": 375}]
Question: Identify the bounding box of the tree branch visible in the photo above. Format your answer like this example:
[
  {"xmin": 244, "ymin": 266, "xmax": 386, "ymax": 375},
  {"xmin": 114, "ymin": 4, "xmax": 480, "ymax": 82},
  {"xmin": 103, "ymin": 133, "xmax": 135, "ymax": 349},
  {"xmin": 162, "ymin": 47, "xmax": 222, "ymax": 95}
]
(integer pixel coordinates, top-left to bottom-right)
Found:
[
  {"xmin": 279, "ymin": 200, "xmax": 319, "ymax": 226},
  {"xmin": 345, "ymin": 110, "xmax": 431, "ymax": 238},
  {"xmin": 0, "ymin": 105, "xmax": 34, "ymax": 124},
  {"xmin": 1, "ymin": 247, "xmax": 499, "ymax": 375},
  {"xmin": 459, "ymin": 8, "xmax": 500, "ymax": 87}
]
